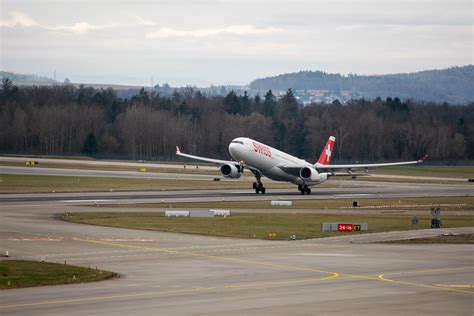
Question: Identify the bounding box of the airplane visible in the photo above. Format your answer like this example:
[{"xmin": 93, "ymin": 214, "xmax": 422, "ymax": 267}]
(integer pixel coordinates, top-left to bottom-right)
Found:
[{"xmin": 176, "ymin": 136, "xmax": 428, "ymax": 195}]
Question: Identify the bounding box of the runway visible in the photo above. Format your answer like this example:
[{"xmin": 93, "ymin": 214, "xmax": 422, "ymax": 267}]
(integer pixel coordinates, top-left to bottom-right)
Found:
[
  {"xmin": 1, "ymin": 168, "xmax": 473, "ymax": 315},
  {"xmin": 1, "ymin": 166, "xmax": 473, "ymax": 207},
  {"xmin": 1, "ymin": 179, "xmax": 472, "ymax": 207}
]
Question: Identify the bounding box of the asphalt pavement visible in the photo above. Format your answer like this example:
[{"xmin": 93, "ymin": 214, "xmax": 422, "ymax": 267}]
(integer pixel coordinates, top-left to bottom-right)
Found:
[{"xmin": 1, "ymin": 166, "xmax": 473, "ymax": 315}]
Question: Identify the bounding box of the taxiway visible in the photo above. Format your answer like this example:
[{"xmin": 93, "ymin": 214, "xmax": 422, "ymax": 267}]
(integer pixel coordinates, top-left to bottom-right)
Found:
[{"xmin": 0, "ymin": 169, "xmax": 473, "ymax": 315}]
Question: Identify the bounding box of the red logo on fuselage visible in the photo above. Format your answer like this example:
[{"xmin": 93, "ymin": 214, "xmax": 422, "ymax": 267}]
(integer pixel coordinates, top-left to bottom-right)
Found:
[{"xmin": 252, "ymin": 141, "xmax": 272, "ymax": 158}]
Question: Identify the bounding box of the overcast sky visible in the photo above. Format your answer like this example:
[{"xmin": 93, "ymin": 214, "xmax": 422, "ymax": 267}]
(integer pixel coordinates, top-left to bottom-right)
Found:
[{"xmin": 1, "ymin": 0, "xmax": 472, "ymax": 86}]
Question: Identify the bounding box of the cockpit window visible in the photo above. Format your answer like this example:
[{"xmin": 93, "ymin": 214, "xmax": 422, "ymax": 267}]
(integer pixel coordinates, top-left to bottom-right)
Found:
[{"xmin": 231, "ymin": 140, "xmax": 244, "ymax": 145}]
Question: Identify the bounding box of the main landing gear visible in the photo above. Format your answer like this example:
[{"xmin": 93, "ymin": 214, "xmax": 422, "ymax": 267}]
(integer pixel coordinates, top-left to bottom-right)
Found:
[
  {"xmin": 298, "ymin": 184, "xmax": 311, "ymax": 195},
  {"xmin": 252, "ymin": 171, "xmax": 266, "ymax": 194},
  {"xmin": 253, "ymin": 181, "xmax": 266, "ymax": 194}
]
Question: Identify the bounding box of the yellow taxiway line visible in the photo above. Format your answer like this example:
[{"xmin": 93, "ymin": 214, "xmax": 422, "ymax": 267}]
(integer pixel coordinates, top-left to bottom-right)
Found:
[
  {"xmin": 378, "ymin": 274, "xmax": 473, "ymax": 294},
  {"xmin": 73, "ymin": 237, "xmax": 473, "ymax": 295},
  {"xmin": 0, "ymin": 287, "xmax": 216, "ymax": 309},
  {"xmin": 433, "ymin": 284, "xmax": 473, "ymax": 289},
  {"xmin": 1, "ymin": 238, "xmax": 472, "ymax": 309},
  {"xmin": 368, "ymin": 266, "xmax": 473, "ymax": 278},
  {"xmin": 224, "ymin": 276, "xmax": 334, "ymax": 289},
  {"xmin": 72, "ymin": 237, "xmax": 340, "ymax": 279}
]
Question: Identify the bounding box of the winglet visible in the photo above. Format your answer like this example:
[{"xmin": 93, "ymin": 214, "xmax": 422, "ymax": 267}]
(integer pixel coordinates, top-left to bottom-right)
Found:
[
  {"xmin": 176, "ymin": 146, "xmax": 181, "ymax": 154},
  {"xmin": 419, "ymin": 154, "xmax": 429, "ymax": 162}
]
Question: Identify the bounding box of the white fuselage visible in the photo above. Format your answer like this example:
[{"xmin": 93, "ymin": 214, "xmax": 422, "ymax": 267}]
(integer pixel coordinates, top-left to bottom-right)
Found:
[
  {"xmin": 177, "ymin": 135, "xmax": 423, "ymax": 192},
  {"xmin": 228, "ymin": 137, "xmax": 314, "ymax": 184}
]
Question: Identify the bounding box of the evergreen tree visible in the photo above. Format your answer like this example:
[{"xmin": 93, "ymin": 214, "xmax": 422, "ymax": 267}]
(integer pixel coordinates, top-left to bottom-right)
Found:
[
  {"xmin": 223, "ymin": 90, "xmax": 241, "ymax": 114},
  {"xmin": 1, "ymin": 78, "xmax": 13, "ymax": 93},
  {"xmin": 131, "ymin": 88, "xmax": 150, "ymax": 105},
  {"xmin": 253, "ymin": 94, "xmax": 262, "ymax": 113},
  {"xmin": 0, "ymin": 78, "xmax": 19, "ymax": 101},
  {"xmin": 263, "ymin": 90, "xmax": 276, "ymax": 117},
  {"xmin": 83, "ymin": 133, "xmax": 98, "ymax": 155},
  {"xmin": 239, "ymin": 91, "xmax": 251, "ymax": 115},
  {"xmin": 280, "ymin": 88, "xmax": 299, "ymax": 117},
  {"xmin": 254, "ymin": 94, "xmax": 261, "ymax": 105}
]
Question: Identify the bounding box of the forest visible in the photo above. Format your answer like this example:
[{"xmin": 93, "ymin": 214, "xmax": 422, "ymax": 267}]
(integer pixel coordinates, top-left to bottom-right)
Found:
[{"xmin": 1, "ymin": 79, "xmax": 473, "ymax": 162}]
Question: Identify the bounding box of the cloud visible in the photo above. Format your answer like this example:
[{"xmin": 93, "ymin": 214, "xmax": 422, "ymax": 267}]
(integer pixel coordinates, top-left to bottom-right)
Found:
[
  {"xmin": 134, "ymin": 15, "xmax": 156, "ymax": 27},
  {"xmin": 0, "ymin": 11, "xmax": 37, "ymax": 28},
  {"xmin": 146, "ymin": 24, "xmax": 282, "ymax": 39},
  {"xmin": 0, "ymin": 11, "xmax": 109, "ymax": 35},
  {"xmin": 47, "ymin": 22, "xmax": 105, "ymax": 34}
]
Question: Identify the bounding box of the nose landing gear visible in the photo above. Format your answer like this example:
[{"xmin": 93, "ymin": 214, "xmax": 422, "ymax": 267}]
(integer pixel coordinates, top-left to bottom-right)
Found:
[{"xmin": 298, "ymin": 184, "xmax": 311, "ymax": 195}]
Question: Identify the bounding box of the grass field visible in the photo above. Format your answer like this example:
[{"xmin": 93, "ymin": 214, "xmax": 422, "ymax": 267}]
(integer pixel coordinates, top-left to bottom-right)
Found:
[
  {"xmin": 0, "ymin": 161, "xmax": 222, "ymax": 175},
  {"xmin": 61, "ymin": 212, "xmax": 474, "ymax": 240},
  {"xmin": 370, "ymin": 165, "xmax": 474, "ymax": 179},
  {"xmin": 339, "ymin": 176, "xmax": 468, "ymax": 185},
  {"xmin": 105, "ymin": 196, "xmax": 474, "ymax": 211},
  {"xmin": 0, "ymin": 260, "xmax": 115, "ymax": 289},
  {"xmin": 0, "ymin": 174, "xmax": 297, "ymax": 193}
]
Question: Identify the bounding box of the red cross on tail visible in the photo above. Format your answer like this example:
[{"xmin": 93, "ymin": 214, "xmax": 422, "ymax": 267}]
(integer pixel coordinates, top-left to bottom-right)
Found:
[{"xmin": 316, "ymin": 136, "xmax": 335, "ymax": 165}]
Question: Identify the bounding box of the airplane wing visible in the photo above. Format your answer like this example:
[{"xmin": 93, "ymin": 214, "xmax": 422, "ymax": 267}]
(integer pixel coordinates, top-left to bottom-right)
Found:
[
  {"xmin": 279, "ymin": 155, "xmax": 428, "ymax": 177},
  {"xmin": 175, "ymin": 146, "xmax": 235, "ymax": 165},
  {"xmin": 278, "ymin": 165, "xmax": 304, "ymax": 177},
  {"xmin": 176, "ymin": 146, "xmax": 263, "ymax": 175},
  {"xmin": 315, "ymin": 155, "xmax": 428, "ymax": 172}
]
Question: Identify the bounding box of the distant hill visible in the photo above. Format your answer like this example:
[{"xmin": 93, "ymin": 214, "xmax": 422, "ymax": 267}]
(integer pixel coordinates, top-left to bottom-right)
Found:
[
  {"xmin": 4, "ymin": 66, "xmax": 473, "ymax": 104},
  {"xmin": 249, "ymin": 65, "xmax": 474, "ymax": 104},
  {"xmin": 0, "ymin": 71, "xmax": 58, "ymax": 85}
]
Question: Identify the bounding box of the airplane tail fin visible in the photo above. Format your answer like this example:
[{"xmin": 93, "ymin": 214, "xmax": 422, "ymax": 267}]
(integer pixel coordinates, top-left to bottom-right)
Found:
[{"xmin": 317, "ymin": 136, "xmax": 335, "ymax": 165}]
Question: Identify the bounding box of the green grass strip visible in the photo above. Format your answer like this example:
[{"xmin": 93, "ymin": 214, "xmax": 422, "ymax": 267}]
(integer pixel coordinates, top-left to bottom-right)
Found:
[
  {"xmin": 0, "ymin": 260, "xmax": 116, "ymax": 289},
  {"xmin": 61, "ymin": 212, "xmax": 474, "ymax": 241}
]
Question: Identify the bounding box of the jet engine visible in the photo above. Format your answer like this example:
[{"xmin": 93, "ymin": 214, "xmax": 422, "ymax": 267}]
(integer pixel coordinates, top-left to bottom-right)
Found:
[
  {"xmin": 220, "ymin": 164, "xmax": 241, "ymax": 178},
  {"xmin": 299, "ymin": 167, "xmax": 328, "ymax": 183}
]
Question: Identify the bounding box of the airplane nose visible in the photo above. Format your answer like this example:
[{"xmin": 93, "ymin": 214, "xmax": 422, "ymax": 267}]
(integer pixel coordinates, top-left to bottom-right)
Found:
[{"xmin": 228, "ymin": 142, "xmax": 237, "ymax": 158}]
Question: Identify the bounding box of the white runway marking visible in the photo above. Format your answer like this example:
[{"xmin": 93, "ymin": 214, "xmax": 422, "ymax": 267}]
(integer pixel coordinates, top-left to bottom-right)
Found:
[
  {"xmin": 61, "ymin": 199, "xmax": 112, "ymax": 203},
  {"xmin": 290, "ymin": 252, "xmax": 362, "ymax": 257}
]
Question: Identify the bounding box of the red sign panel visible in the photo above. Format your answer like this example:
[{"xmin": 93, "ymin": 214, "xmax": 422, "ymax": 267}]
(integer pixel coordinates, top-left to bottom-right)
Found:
[{"xmin": 337, "ymin": 223, "xmax": 353, "ymax": 232}]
